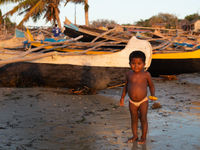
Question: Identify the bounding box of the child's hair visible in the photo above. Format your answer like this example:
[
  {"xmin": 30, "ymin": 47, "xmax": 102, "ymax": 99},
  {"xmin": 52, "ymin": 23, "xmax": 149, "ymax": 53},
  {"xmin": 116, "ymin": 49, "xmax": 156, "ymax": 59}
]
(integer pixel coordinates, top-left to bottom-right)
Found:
[{"xmin": 129, "ymin": 51, "xmax": 146, "ymax": 63}]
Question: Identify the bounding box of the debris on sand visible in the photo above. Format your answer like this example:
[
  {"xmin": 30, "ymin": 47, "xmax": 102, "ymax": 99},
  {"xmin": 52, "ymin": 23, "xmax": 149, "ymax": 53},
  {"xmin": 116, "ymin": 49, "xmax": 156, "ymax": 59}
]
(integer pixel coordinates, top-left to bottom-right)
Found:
[
  {"xmin": 160, "ymin": 75, "xmax": 177, "ymax": 80},
  {"xmin": 151, "ymin": 102, "xmax": 162, "ymax": 109},
  {"xmin": 68, "ymin": 86, "xmax": 96, "ymax": 95}
]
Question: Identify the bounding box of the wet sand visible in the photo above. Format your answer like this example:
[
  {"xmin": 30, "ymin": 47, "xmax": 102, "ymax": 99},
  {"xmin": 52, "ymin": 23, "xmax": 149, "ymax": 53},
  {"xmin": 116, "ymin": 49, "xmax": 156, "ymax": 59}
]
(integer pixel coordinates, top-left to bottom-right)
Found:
[{"xmin": 0, "ymin": 77, "xmax": 200, "ymax": 150}]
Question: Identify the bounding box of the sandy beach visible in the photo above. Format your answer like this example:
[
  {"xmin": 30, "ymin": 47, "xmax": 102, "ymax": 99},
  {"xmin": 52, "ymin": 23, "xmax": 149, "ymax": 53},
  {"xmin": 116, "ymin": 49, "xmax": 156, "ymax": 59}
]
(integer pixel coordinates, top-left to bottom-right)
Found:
[{"xmin": 0, "ymin": 75, "xmax": 200, "ymax": 150}]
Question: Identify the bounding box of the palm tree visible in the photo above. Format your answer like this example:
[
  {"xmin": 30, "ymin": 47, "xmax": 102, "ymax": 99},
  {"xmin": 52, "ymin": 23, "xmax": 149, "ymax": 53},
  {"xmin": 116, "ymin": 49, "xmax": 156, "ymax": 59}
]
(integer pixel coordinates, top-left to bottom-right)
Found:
[
  {"xmin": 84, "ymin": 0, "xmax": 89, "ymax": 26},
  {"xmin": 0, "ymin": 0, "xmax": 88, "ymax": 28},
  {"xmin": 0, "ymin": 0, "xmax": 63, "ymax": 28},
  {"xmin": 65, "ymin": 0, "xmax": 89, "ymax": 26}
]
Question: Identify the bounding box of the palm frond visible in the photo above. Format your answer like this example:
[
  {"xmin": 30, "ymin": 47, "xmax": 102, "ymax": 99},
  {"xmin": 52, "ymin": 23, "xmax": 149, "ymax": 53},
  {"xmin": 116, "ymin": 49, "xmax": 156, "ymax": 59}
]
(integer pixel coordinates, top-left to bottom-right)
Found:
[
  {"xmin": 18, "ymin": 0, "xmax": 44, "ymax": 26},
  {"xmin": 84, "ymin": 0, "xmax": 89, "ymax": 11},
  {"xmin": 0, "ymin": 0, "xmax": 22, "ymax": 5},
  {"xmin": 3, "ymin": 0, "xmax": 38, "ymax": 16},
  {"xmin": 65, "ymin": 0, "xmax": 84, "ymax": 4},
  {"xmin": 44, "ymin": 1, "xmax": 60, "ymax": 24},
  {"xmin": 2, "ymin": 0, "xmax": 64, "ymax": 27}
]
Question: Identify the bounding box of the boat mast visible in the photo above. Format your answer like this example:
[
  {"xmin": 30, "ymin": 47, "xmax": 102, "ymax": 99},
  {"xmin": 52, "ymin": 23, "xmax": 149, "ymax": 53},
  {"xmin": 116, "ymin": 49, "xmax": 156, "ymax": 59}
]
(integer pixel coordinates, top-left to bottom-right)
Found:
[
  {"xmin": 74, "ymin": 4, "xmax": 76, "ymax": 25},
  {"xmin": 85, "ymin": 0, "xmax": 89, "ymax": 26}
]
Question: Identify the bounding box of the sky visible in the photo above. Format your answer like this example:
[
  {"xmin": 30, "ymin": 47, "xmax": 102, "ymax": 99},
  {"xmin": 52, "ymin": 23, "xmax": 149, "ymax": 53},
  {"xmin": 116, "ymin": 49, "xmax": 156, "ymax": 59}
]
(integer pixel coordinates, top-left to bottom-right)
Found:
[{"xmin": 0, "ymin": 0, "xmax": 200, "ymax": 27}]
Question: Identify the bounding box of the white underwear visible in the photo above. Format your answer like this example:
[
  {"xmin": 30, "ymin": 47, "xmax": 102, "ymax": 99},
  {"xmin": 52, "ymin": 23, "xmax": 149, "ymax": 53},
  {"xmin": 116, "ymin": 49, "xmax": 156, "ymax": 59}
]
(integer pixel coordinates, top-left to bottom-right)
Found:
[{"xmin": 129, "ymin": 97, "xmax": 148, "ymax": 107}]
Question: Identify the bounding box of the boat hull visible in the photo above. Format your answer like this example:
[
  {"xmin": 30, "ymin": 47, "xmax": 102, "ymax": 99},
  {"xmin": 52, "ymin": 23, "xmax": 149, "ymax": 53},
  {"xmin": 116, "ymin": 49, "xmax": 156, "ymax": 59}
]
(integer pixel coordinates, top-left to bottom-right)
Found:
[
  {"xmin": 2, "ymin": 35, "xmax": 200, "ymax": 89},
  {"xmin": 0, "ymin": 62, "xmax": 129, "ymax": 89},
  {"xmin": 64, "ymin": 25, "xmax": 105, "ymax": 42},
  {"xmin": 149, "ymin": 58, "xmax": 200, "ymax": 76},
  {"xmin": 1, "ymin": 58, "xmax": 200, "ymax": 88},
  {"xmin": 0, "ymin": 36, "xmax": 152, "ymax": 89}
]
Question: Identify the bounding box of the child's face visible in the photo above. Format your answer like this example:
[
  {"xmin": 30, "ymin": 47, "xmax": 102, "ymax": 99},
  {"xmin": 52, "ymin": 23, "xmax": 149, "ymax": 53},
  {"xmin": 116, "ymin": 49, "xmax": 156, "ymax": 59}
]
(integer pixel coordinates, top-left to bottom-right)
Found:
[{"xmin": 130, "ymin": 58, "xmax": 145, "ymax": 73}]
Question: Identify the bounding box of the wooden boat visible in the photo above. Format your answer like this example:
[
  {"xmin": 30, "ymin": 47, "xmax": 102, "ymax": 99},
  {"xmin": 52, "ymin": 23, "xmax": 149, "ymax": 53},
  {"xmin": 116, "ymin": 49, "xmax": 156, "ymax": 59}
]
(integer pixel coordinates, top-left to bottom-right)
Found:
[
  {"xmin": 29, "ymin": 33, "xmax": 200, "ymax": 77},
  {"xmin": 64, "ymin": 24, "xmax": 105, "ymax": 42},
  {"xmin": 1, "ymin": 29, "xmax": 200, "ymax": 89},
  {"xmin": 0, "ymin": 36, "xmax": 152, "ymax": 89},
  {"xmin": 26, "ymin": 28, "xmax": 127, "ymax": 55},
  {"xmin": 63, "ymin": 19, "xmax": 200, "ymax": 51},
  {"xmin": 63, "ymin": 18, "xmax": 129, "ymax": 43},
  {"xmin": 149, "ymin": 49, "xmax": 200, "ymax": 76}
]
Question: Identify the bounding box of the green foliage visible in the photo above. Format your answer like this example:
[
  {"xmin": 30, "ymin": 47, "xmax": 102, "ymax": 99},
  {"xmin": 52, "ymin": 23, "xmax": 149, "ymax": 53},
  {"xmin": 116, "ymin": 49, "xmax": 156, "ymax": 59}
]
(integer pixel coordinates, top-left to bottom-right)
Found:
[
  {"xmin": 135, "ymin": 13, "xmax": 178, "ymax": 29},
  {"xmin": 0, "ymin": 9, "xmax": 16, "ymax": 28},
  {"xmin": 185, "ymin": 13, "xmax": 200, "ymax": 22},
  {"xmin": 90, "ymin": 19, "xmax": 117, "ymax": 28},
  {"xmin": 1, "ymin": 17, "xmax": 16, "ymax": 29},
  {"xmin": 3, "ymin": 17, "xmax": 16, "ymax": 28},
  {"xmin": 136, "ymin": 19, "xmax": 151, "ymax": 27}
]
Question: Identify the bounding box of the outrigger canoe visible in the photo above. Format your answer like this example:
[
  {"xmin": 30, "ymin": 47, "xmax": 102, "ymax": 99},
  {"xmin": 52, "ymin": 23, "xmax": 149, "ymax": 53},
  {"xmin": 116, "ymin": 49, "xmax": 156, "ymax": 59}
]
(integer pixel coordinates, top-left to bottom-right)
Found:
[
  {"xmin": 0, "ymin": 31, "xmax": 200, "ymax": 89},
  {"xmin": 63, "ymin": 17, "xmax": 129, "ymax": 43},
  {"xmin": 149, "ymin": 49, "xmax": 200, "ymax": 76},
  {"xmin": 29, "ymin": 27, "xmax": 200, "ymax": 76},
  {"xmin": 0, "ymin": 36, "xmax": 151, "ymax": 89}
]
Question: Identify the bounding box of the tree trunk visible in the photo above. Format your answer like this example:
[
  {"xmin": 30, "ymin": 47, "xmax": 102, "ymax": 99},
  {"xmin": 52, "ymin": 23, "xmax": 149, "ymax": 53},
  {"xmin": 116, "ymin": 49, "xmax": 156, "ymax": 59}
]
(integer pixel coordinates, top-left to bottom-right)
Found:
[
  {"xmin": 85, "ymin": 0, "xmax": 89, "ymax": 26},
  {"xmin": 55, "ymin": 8, "xmax": 61, "ymax": 29}
]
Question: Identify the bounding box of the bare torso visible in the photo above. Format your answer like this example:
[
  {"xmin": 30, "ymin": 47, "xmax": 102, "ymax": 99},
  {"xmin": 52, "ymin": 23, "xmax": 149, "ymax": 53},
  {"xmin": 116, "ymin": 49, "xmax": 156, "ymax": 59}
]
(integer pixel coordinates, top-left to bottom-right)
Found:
[{"xmin": 127, "ymin": 71, "xmax": 148, "ymax": 102}]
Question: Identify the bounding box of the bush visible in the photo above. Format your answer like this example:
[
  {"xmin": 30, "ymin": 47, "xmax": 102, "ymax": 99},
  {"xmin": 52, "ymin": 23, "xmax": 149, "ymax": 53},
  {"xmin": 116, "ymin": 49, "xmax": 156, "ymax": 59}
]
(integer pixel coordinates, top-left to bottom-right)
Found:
[{"xmin": 90, "ymin": 19, "xmax": 118, "ymax": 28}]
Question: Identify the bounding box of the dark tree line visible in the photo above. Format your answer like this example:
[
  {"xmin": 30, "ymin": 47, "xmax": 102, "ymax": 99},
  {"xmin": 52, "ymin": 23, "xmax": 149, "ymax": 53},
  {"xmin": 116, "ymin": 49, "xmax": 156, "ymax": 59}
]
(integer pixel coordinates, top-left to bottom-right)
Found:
[{"xmin": 135, "ymin": 13, "xmax": 200, "ymax": 29}]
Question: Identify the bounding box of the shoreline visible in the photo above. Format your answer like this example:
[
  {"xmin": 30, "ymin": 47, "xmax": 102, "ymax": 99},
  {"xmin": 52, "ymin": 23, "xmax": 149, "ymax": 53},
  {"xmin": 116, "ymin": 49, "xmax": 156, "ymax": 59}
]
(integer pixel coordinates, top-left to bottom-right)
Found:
[{"xmin": 0, "ymin": 78, "xmax": 199, "ymax": 149}]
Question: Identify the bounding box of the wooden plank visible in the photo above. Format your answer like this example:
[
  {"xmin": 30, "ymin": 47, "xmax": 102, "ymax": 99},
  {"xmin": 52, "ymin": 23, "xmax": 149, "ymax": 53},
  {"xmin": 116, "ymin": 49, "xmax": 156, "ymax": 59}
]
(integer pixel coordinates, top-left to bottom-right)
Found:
[
  {"xmin": 23, "ymin": 35, "xmax": 83, "ymax": 57},
  {"xmin": 79, "ymin": 27, "xmax": 128, "ymax": 43},
  {"xmin": 91, "ymin": 27, "xmax": 116, "ymax": 43}
]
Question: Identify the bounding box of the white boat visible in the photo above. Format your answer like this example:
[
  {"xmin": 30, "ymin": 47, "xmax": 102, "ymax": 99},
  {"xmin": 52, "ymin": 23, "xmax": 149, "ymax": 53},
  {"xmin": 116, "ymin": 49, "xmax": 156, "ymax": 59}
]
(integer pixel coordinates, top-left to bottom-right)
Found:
[{"xmin": 0, "ymin": 36, "xmax": 152, "ymax": 89}]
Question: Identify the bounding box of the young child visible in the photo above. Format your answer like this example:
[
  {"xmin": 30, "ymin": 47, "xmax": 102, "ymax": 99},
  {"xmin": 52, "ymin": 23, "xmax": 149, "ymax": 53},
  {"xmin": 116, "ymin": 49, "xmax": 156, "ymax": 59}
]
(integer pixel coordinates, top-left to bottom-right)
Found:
[{"xmin": 120, "ymin": 51, "xmax": 156, "ymax": 144}]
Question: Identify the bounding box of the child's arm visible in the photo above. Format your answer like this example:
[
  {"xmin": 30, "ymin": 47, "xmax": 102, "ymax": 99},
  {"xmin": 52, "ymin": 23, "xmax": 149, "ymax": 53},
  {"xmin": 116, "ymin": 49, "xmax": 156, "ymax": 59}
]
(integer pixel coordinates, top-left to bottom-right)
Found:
[
  {"xmin": 120, "ymin": 73, "xmax": 128, "ymax": 106},
  {"xmin": 146, "ymin": 72, "xmax": 158, "ymax": 100},
  {"xmin": 146, "ymin": 72, "xmax": 155, "ymax": 96}
]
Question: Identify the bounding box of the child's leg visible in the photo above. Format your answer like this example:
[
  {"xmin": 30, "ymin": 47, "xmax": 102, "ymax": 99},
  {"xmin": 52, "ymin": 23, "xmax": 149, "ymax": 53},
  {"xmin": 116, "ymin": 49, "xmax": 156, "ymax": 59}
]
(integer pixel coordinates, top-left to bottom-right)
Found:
[
  {"xmin": 138, "ymin": 101, "xmax": 148, "ymax": 144},
  {"xmin": 127, "ymin": 102, "xmax": 139, "ymax": 143}
]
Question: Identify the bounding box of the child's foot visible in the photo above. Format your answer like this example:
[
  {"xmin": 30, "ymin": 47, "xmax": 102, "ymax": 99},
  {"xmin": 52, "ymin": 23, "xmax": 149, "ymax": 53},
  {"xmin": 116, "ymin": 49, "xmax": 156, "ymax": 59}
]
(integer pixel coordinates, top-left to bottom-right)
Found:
[
  {"xmin": 137, "ymin": 138, "xmax": 146, "ymax": 144},
  {"xmin": 127, "ymin": 137, "xmax": 138, "ymax": 143}
]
